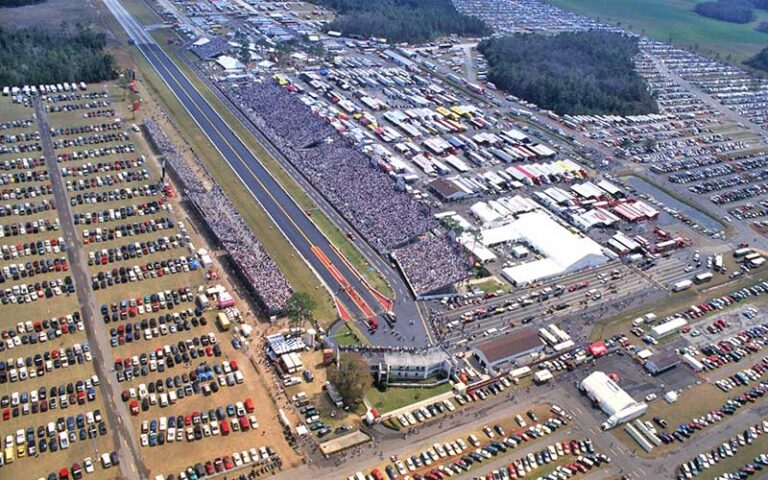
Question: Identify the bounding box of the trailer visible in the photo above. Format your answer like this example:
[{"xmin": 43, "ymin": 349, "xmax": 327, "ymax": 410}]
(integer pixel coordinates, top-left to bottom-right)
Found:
[
  {"xmin": 624, "ymin": 423, "xmax": 654, "ymax": 452},
  {"xmin": 694, "ymin": 272, "xmax": 713, "ymax": 284},
  {"xmin": 682, "ymin": 353, "xmax": 704, "ymax": 372},
  {"xmin": 671, "ymin": 279, "xmax": 692, "ymax": 292}
]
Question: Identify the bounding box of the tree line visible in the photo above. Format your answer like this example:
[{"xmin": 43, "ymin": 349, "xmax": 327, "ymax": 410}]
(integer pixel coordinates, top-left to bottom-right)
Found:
[
  {"xmin": 308, "ymin": 0, "xmax": 489, "ymax": 43},
  {"xmin": 746, "ymin": 46, "xmax": 768, "ymax": 72},
  {"xmin": 0, "ymin": 26, "xmax": 117, "ymax": 86},
  {"xmin": 694, "ymin": 0, "xmax": 768, "ymax": 24},
  {"xmin": 477, "ymin": 31, "xmax": 658, "ymax": 116},
  {"xmin": 0, "ymin": 0, "xmax": 47, "ymax": 7}
]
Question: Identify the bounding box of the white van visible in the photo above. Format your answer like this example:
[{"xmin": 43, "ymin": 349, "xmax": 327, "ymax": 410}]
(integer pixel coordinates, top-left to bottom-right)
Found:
[{"xmin": 101, "ymin": 453, "xmax": 112, "ymax": 468}]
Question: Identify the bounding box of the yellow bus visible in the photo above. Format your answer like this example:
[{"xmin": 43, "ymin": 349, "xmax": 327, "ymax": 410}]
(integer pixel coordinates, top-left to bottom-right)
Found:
[{"xmin": 216, "ymin": 313, "xmax": 231, "ymax": 331}]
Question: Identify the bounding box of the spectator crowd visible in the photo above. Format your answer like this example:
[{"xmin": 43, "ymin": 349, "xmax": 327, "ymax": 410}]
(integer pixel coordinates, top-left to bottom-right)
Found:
[
  {"xmin": 220, "ymin": 79, "xmax": 436, "ymax": 255},
  {"xmin": 143, "ymin": 118, "xmax": 292, "ymax": 312},
  {"xmin": 392, "ymin": 233, "xmax": 473, "ymax": 296}
]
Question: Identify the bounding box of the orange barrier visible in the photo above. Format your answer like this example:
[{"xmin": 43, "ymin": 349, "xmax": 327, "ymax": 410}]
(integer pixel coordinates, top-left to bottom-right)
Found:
[
  {"xmin": 333, "ymin": 296, "xmax": 352, "ymax": 322},
  {"xmin": 312, "ymin": 245, "xmax": 375, "ymax": 322}
]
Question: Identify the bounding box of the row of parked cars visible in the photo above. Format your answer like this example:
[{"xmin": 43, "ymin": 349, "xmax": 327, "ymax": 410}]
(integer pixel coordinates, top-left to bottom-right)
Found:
[
  {"xmin": 0, "ymin": 257, "xmax": 69, "ymax": 282},
  {"xmin": 664, "ymin": 381, "xmax": 768, "ymax": 445},
  {"xmin": 677, "ymin": 419, "xmax": 768, "ymax": 479},
  {"xmin": 696, "ymin": 324, "xmax": 768, "ymax": 371},
  {"xmin": 0, "ymin": 311, "xmax": 82, "ymax": 353},
  {"xmin": 371, "ymin": 410, "xmax": 568, "ymax": 480},
  {"xmin": 35, "ymin": 451, "xmax": 119, "ymax": 480},
  {"xmin": 100, "ymin": 287, "xmax": 196, "ymax": 323},
  {"xmin": 57, "ymin": 142, "xmax": 136, "ymax": 163},
  {"xmin": 1, "ymin": 376, "xmax": 98, "ymax": 420},
  {"xmin": 90, "ymin": 254, "xmax": 199, "ymax": 290},
  {"xmin": 0, "ymin": 275, "xmax": 75, "ymax": 304},
  {"xmin": 0, "ymin": 236, "xmax": 64, "ymax": 260},
  {"xmin": 158, "ymin": 446, "xmax": 281, "ymax": 480},
  {"xmin": 108, "ymin": 311, "xmax": 207, "ymax": 347},
  {"xmin": 120, "ymin": 360, "xmax": 244, "ymax": 412},
  {"xmin": 69, "ymin": 183, "xmax": 158, "ymax": 207},
  {"xmin": 0, "ymin": 217, "xmax": 59, "ymax": 237},
  {"xmin": 74, "ymin": 202, "xmax": 168, "ymax": 227},
  {"xmin": 87, "ymin": 234, "xmax": 184, "ymax": 266},
  {"xmin": 666, "ymin": 282, "xmax": 768, "ymax": 326},
  {"xmin": 478, "ymin": 442, "xmax": 610, "ymax": 480},
  {"xmin": 80, "ymin": 215, "xmax": 175, "ymax": 242},
  {"xmin": 1, "ymin": 408, "xmax": 108, "ymax": 464},
  {"xmin": 395, "ymin": 398, "xmax": 456, "ymax": 428},
  {"xmin": 0, "ymin": 341, "xmax": 92, "ymax": 384},
  {"xmin": 138, "ymin": 398, "xmax": 257, "ymax": 447},
  {"xmin": 114, "ymin": 333, "xmax": 219, "ymax": 380},
  {"xmin": 715, "ymin": 360, "xmax": 767, "ymax": 392}
]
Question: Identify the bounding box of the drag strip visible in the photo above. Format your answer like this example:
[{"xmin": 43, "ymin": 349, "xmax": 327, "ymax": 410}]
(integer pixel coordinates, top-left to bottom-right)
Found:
[{"xmin": 103, "ymin": 0, "xmax": 432, "ymax": 345}]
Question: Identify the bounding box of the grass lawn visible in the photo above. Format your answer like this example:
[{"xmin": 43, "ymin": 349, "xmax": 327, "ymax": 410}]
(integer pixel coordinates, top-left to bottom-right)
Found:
[
  {"xmin": 470, "ymin": 277, "xmax": 509, "ymax": 294},
  {"xmin": 546, "ymin": 0, "xmax": 768, "ymax": 66},
  {"xmin": 331, "ymin": 322, "xmax": 369, "ymax": 346},
  {"xmin": 366, "ymin": 382, "xmax": 453, "ymax": 414}
]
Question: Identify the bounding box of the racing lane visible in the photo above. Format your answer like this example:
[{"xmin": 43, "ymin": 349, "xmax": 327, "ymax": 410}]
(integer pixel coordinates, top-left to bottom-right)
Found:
[{"xmin": 104, "ymin": 0, "xmax": 431, "ymax": 346}]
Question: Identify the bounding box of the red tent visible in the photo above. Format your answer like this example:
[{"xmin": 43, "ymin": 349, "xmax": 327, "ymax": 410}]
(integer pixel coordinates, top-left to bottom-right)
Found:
[{"xmin": 588, "ymin": 341, "xmax": 607, "ymax": 358}]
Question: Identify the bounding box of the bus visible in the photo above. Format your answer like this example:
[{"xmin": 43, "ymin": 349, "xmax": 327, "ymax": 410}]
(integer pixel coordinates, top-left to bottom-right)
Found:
[{"xmin": 216, "ymin": 313, "xmax": 231, "ymax": 331}]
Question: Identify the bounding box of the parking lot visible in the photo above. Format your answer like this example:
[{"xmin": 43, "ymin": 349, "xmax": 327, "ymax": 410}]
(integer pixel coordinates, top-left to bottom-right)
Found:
[
  {"xmin": 0, "ymin": 86, "xmax": 121, "ymax": 480},
  {"xmin": 0, "ymin": 80, "xmax": 304, "ymax": 479}
]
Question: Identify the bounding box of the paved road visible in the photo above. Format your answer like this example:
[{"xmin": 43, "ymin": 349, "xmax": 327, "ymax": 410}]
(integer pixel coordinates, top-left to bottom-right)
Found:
[
  {"xmin": 35, "ymin": 97, "xmax": 147, "ymax": 480},
  {"xmin": 104, "ymin": 0, "xmax": 433, "ymax": 346}
]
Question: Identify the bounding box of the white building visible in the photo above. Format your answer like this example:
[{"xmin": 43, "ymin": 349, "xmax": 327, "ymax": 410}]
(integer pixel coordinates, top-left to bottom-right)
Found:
[
  {"xmin": 651, "ymin": 317, "xmax": 687, "ymax": 339},
  {"xmin": 497, "ymin": 211, "xmax": 609, "ymax": 285},
  {"xmin": 580, "ymin": 371, "xmax": 647, "ymax": 430}
]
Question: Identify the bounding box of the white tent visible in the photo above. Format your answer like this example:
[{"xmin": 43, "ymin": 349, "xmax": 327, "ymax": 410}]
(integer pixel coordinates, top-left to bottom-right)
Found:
[
  {"xmin": 215, "ymin": 55, "xmax": 245, "ymax": 72},
  {"xmin": 499, "ymin": 211, "xmax": 608, "ymax": 285}
]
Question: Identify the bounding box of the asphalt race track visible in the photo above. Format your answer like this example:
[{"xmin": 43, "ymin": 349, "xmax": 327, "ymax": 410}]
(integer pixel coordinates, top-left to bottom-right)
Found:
[{"xmin": 104, "ymin": 0, "xmax": 432, "ymax": 346}]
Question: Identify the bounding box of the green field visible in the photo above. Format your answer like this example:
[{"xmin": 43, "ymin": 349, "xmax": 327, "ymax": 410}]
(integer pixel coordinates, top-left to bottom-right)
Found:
[
  {"xmin": 546, "ymin": 0, "xmax": 768, "ymax": 65},
  {"xmin": 366, "ymin": 382, "xmax": 453, "ymax": 413}
]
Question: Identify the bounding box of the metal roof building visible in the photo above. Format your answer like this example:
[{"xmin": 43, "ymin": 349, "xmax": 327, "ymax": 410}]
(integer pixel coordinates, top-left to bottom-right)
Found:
[{"xmin": 580, "ymin": 371, "xmax": 647, "ymax": 429}]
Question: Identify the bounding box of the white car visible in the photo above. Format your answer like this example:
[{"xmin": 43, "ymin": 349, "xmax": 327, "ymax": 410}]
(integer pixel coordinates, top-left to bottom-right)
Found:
[{"xmin": 83, "ymin": 457, "xmax": 94, "ymax": 473}]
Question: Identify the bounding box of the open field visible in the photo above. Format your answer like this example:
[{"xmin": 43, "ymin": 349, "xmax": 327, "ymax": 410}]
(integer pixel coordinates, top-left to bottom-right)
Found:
[
  {"xmin": 0, "ymin": 0, "xmax": 100, "ymax": 30},
  {"xmin": 546, "ymin": 0, "xmax": 768, "ymax": 66}
]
